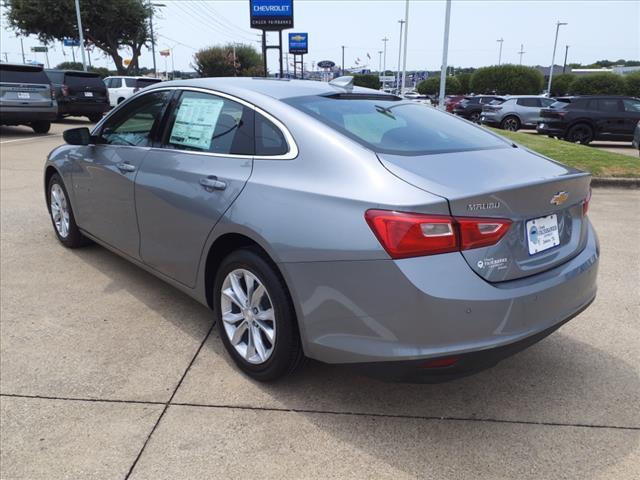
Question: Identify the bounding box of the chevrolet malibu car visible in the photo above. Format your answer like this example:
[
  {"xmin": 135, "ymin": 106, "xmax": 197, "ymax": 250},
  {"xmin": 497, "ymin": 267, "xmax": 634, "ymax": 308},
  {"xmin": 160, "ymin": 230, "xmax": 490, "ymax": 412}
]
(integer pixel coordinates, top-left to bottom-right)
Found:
[{"xmin": 44, "ymin": 77, "xmax": 599, "ymax": 382}]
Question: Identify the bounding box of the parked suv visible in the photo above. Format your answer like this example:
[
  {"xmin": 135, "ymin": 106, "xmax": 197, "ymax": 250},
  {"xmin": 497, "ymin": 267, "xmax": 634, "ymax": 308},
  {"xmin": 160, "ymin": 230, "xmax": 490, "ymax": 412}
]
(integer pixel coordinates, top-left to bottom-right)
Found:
[
  {"xmin": 45, "ymin": 69, "xmax": 109, "ymax": 122},
  {"xmin": 537, "ymin": 96, "xmax": 640, "ymax": 144},
  {"xmin": 453, "ymin": 95, "xmax": 505, "ymax": 122},
  {"xmin": 104, "ymin": 76, "xmax": 162, "ymax": 107},
  {"xmin": 480, "ymin": 96, "xmax": 556, "ymax": 131},
  {"xmin": 0, "ymin": 63, "xmax": 57, "ymax": 133}
]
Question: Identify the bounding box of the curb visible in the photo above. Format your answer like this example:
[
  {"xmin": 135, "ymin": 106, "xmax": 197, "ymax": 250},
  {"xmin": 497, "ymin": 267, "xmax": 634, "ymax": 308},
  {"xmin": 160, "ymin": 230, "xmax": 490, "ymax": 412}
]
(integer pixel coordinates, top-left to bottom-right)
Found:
[{"xmin": 591, "ymin": 177, "xmax": 640, "ymax": 189}]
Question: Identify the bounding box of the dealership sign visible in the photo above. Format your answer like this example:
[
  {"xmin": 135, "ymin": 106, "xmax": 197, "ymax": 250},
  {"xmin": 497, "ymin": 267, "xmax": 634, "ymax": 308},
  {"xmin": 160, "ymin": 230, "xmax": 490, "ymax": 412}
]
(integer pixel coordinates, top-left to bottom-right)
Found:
[
  {"xmin": 288, "ymin": 32, "xmax": 308, "ymax": 54},
  {"xmin": 317, "ymin": 60, "xmax": 335, "ymax": 69},
  {"xmin": 250, "ymin": 0, "xmax": 294, "ymax": 30}
]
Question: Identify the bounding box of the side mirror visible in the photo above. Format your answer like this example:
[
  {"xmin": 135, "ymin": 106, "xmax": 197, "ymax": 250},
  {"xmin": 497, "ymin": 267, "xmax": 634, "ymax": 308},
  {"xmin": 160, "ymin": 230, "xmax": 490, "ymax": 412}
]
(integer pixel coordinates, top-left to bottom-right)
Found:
[{"xmin": 63, "ymin": 127, "xmax": 92, "ymax": 146}]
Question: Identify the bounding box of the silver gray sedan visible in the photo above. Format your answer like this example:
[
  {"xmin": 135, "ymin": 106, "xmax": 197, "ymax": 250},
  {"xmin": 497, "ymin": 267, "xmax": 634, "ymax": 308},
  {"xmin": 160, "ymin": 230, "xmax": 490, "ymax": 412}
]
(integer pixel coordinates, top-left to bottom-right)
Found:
[{"xmin": 44, "ymin": 77, "xmax": 599, "ymax": 382}]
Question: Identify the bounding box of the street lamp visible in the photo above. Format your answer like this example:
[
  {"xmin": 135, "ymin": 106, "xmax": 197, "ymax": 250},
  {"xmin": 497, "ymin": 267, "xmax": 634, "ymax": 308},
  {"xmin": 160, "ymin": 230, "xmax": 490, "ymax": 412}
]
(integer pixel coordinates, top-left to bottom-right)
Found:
[
  {"xmin": 378, "ymin": 50, "xmax": 383, "ymax": 72},
  {"xmin": 150, "ymin": 2, "xmax": 166, "ymax": 76},
  {"xmin": 382, "ymin": 37, "xmax": 389, "ymax": 74},
  {"xmin": 341, "ymin": 45, "xmax": 346, "ymax": 75},
  {"xmin": 400, "ymin": 0, "xmax": 410, "ymax": 94},
  {"xmin": 496, "ymin": 38, "xmax": 504, "ymax": 65},
  {"xmin": 74, "ymin": 0, "xmax": 87, "ymax": 71},
  {"xmin": 438, "ymin": 0, "xmax": 452, "ymax": 110},
  {"xmin": 547, "ymin": 21, "xmax": 568, "ymax": 95},
  {"xmin": 396, "ymin": 19, "xmax": 405, "ymax": 94}
]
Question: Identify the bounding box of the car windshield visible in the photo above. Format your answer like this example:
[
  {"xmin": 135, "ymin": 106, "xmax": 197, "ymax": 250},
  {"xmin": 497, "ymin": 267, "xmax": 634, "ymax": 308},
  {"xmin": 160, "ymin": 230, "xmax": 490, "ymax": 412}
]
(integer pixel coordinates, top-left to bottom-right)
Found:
[
  {"xmin": 284, "ymin": 94, "xmax": 509, "ymax": 155},
  {"xmin": 65, "ymin": 73, "xmax": 104, "ymax": 88}
]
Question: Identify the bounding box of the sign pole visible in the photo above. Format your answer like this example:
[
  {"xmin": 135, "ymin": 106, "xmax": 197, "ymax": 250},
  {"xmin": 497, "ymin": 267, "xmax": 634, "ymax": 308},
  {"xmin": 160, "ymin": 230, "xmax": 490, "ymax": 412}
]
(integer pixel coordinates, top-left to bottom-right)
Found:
[
  {"xmin": 262, "ymin": 30, "xmax": 267, "ymax": 77},
  {"xmin": 279, "ymin": 30, "xmax": 284, "ymax": 78},
  {"xmin": 74, "ymin": 0, "xmax": 87, "ymax": 71}
]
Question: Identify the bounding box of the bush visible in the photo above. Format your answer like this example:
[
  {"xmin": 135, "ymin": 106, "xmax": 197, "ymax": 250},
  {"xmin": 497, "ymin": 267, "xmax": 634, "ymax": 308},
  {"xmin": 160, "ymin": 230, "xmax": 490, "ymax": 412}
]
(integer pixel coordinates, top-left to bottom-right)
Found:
[
  {"xmin": 352, "ymin": 74, "xmax": 380, "ymax": 90},
  {"xmin": 469, "ymin": 64, "xmax": 543, "ymax": 95},
  {"xmin": 193, "ymin": 44, "xmax": 263, "ymax": 77},
  {"xmin": 455, "ymin": 73, "xmax": 472, "ymax": 94},
  {"xmin": 550, "ymin": 73, "xmax": 575, "ymax": 97},
  {"xmin": 625, "ymin": 71, "xmax": 640, "ymax": 98},
  {"xmin": 569, "ymin": 73, "xmax": 626, "ymax": 95},
  {"xmin": 416, "ymin": 75, "xmax": 461, "ymax": 95}
]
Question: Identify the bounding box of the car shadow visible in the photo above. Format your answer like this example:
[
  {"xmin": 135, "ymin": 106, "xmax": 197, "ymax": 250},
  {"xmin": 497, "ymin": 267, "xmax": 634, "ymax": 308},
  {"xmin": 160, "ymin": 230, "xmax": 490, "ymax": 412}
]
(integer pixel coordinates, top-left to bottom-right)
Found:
[
  {"xmin": 70, "ymin": 242, "xmax": 639, "ymax": 478},
  {"xmin": 0, "ymin": 125, "xmax": 52, "ymax": 138}
]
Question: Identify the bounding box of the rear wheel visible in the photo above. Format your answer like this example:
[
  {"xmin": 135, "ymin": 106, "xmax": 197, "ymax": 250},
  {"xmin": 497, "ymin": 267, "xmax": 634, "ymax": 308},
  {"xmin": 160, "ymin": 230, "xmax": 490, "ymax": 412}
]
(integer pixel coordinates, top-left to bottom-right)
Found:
[
  {"xmin": 469, "ymin": 111, "xmax": 481, "ymax": 123},
  {"xmin": 47, "ymin": 173, "xmax": 90, "ymax": 248},
  {"xmin": 501, "ymin": 116, "xmax": 520, "ymax": 132},
  {"xmin": 214, "ymin": 248, "xmax": 304, "ymax": 381},
  {"xmin": 31, "ymin": 121, "xmax": 51, "ymax": 134},
  {"xmin": 565, "ymin": 123, "xmax": 594, "ymax": 145}
]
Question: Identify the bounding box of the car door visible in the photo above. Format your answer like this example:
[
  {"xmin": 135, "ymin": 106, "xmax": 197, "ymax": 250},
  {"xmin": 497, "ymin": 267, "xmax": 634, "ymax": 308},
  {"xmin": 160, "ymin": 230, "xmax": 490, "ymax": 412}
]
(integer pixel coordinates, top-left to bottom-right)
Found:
[
  {"xmin": 595, "ymin": 98, "xmax": 625, "ymax": 137},
  {"xmin": 134, "ymin": 89, "xmax": 255, "ymax": 287},
  {"xmin": 537, "ymin": 98, "xmax": 555, "ymax": 124},
  {"xmin": 72, "ymin": 90, "xmax": 172, "ymax": 259}
]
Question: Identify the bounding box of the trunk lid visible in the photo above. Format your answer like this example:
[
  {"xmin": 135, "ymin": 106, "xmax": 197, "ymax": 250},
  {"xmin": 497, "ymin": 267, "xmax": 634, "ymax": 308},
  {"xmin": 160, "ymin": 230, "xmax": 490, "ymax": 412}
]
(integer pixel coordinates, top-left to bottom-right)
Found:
[
  {"xmin": 64, "ymin": 73, "xmax": 108, "ymax": 101},
  {"xmin": 378, "ymin": 146, "xmax": 591, "ymax": 282}
]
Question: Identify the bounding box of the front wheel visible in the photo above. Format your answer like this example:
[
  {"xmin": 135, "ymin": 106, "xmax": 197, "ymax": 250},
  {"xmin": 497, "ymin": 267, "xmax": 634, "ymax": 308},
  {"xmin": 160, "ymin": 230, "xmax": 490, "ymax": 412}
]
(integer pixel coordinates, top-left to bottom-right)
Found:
[
  {"xmin": 47, "ymin": 173, "xmax": 90, "ymax": 248},
  {"xmin": 565, "ymin": 123, "xmax": 594, "ymax": 145},
  {"xmin": 501, "ymin": 116, "xmax": 520, "ymax": 132},
  {"xmin": 88, "ymin": 113, "xmax": 103, "ymax": 123},
  {"xmin": 469, "ymin": 111, "xmax": 481, "ymax": 123},
  {"xmin": 214, "ymin": 248, "xmax": 304, "ymax": 381},
  {"xmin": 31, "ymin": 121, "xmax": 51, "ymax": 134}
]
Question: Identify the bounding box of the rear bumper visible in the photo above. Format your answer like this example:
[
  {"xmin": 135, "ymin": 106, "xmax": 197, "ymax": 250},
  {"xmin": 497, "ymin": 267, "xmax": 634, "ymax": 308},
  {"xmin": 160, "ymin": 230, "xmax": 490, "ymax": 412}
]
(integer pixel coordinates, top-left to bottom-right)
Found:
[
  {"xmin": 537, "ymin": 121, "xmax": 566, "ymax": 136},
  {"xmin": 282, "ymin": 220, "xmax": 599, "ymax": 373},
  {"xmin": 57, "ymin": 99, "xmax": 109, "ymax": 116},
  {"xmin": 0, "ymin": 105, "xmax": 57, "ymax": 123}
]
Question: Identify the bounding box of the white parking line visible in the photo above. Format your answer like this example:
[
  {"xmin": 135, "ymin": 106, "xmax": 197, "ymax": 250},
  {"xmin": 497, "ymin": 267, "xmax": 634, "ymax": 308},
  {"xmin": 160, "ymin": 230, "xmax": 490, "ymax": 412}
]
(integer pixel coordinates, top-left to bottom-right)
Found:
[{"xmin": 0, "ymin": 134, "xmax": 62, "ymax": 145}]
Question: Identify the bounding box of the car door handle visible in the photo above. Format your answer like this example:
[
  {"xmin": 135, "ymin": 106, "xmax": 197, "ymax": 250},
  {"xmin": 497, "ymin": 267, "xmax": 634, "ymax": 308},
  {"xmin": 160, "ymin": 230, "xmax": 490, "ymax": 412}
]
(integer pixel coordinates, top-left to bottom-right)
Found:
[
  {"xmin": 199, "ymin": 176, "xmax": 227, "ymax": 191},
  {"xmin": 117, "ymin": 162, "xmax": 136, "ymax": 173}
]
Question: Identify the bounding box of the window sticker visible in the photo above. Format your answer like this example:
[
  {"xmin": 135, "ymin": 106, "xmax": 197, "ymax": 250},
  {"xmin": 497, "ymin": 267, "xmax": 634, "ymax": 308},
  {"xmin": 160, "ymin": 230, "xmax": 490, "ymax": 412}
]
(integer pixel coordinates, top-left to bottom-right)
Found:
[{"xmin": 169, "ymin": 96, "xmax": 224, "ymax": 150}]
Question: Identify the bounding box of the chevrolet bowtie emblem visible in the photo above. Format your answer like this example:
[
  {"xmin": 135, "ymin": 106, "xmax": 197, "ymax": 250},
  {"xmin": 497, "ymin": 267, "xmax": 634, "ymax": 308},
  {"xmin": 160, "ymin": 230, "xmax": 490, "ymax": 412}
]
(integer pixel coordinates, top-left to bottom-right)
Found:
[{"xmin": 550, "ymin": 191, "xmax": 569, "ymax": 206}]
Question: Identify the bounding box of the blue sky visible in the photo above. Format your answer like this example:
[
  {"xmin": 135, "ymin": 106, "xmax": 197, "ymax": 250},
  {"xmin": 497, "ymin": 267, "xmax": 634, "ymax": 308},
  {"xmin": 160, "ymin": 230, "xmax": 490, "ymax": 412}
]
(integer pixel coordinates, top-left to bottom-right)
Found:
[{"xmin": 1, "ymin": 0, "xmax": 638, "ymax": 72}]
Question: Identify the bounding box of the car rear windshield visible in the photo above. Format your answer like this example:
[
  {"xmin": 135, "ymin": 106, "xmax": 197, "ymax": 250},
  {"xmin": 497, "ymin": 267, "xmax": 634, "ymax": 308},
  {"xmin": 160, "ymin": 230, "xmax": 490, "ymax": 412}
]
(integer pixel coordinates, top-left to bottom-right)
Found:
[
  {"xmin": 284, "ymin": 94, "xmax": 509, "ymax": 155},
  {"xmin": 65, "ymin": 73, "xmax": 105, "ymax": 88},
  {"xmin": 136, "ymin": 78, "xmax": 161, "ymax": 88},
  {"xmin": 0, "ymin": 65, "xmax": 50, "ymax": 84}
]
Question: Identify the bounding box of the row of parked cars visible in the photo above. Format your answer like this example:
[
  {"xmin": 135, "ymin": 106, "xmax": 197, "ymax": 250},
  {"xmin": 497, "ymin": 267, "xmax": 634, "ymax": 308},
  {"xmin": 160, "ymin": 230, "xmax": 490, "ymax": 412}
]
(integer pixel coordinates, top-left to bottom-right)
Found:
[
  {"xmin": 446, "ymin": 93, "xmax": 640, "ymax": 146},
  {"xmin": 0, "ymin": 62, "xmax": 161, "ymax": 133}
]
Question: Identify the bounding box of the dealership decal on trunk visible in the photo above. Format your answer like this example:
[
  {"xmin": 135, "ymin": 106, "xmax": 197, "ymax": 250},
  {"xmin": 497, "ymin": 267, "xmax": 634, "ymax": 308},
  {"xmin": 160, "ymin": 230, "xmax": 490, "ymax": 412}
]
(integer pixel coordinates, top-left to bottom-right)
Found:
[
  {"xmin": 476, "ymin": 257, "xmax": 509, "ymax": 270},
  {"xmin": 467, "ymin": 201, "xmax": 500, "ymax": 211}
]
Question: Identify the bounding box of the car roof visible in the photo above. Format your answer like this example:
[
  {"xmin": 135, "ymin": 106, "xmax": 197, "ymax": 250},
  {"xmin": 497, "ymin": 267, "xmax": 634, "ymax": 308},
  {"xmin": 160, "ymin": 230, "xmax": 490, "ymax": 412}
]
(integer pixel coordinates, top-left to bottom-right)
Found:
[
  {"xmin": 503, "ymin": 95, "xmax": 549, "ymax": 99},
  {"xmin": 145, "ymin": 77, "xmax": 387, "ymax": 101},
  {"xmin": 106, "ymin": 76, "xmax": 162, "ymax": 80},
  {"xmin": 46, "ymin": 69, "xmax": 101, "ymax": 77},
  {"xmin": 0, "ymin": 63, "xmax": 43, "ymax": 71}
]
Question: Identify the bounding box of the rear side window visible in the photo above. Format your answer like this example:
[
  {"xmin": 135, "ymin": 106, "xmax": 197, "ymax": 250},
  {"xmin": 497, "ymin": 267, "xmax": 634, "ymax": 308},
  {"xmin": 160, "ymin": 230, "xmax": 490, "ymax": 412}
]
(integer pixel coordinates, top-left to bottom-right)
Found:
[
  {"xmin": 540, "ymin": 98, "xmax": 555, "ymax": 107},
  {"xmin": 597, "ymin": 99, "xmax": 622, "ymax": 112},
  {"xmin": 100, "ymin": 91, "xmax": 170, "ymax": 146},
  {"xmin": 165, "ymin": 91, "xmax": 254, "ymax": 155},
  {"xmin": 255, "ymin": 113, "xmax": 288, "ymax": 156},
  {"xmin": 65, "ymin": 73, "xmax": 105, "ymax": 89},
  {"xmin": 1, "ymin": 65, "xmax": 50, "ymax": 84},
  {"xmin": 124, "ymin": 78, "xmax": 136, "ymax": 87},
  {"xmin": 516, "ymin": 98, "xmax": 539, "ymax": 107},
  {"xmin": 285, "ymin": 95, "xmax": 508, "ymax": 155},
  {"xmin": 623, "ymin": 98, "xmax": 640, "ymax": 112}
]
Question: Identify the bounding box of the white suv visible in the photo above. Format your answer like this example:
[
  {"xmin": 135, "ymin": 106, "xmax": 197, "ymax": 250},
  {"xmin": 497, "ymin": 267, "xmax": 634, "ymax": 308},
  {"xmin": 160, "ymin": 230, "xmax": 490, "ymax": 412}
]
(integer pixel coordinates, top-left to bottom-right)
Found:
[{"xmin": 103, "ymin": 76, "xmax": 162, "ymax": 107}]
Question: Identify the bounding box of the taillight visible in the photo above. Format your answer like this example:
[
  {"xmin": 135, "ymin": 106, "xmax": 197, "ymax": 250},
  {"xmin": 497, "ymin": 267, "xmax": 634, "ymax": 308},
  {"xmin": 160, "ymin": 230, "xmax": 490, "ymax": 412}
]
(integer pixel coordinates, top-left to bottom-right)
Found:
[
  {"xmin": 583, "ymin": 188, "xmax": 592, "ymax": 216},
  {"xmin": 61, "ymin": 85, "xmax": 69, "ymax": 96},
  {"xmin": 365, "ymin": 210, "xmax": 511, "ymax": 259},
  {"xmin": 50, "ymin": 86, "xmax": 55, "ymax": 98}
]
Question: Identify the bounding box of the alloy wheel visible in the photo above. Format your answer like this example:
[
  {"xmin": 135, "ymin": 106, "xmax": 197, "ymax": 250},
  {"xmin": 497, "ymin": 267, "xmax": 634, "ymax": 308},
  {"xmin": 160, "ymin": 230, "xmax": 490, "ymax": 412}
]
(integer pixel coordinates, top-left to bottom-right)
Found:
[
  {"xmin": 50, "ymin": 184, "xmax": 70, "ymax": 238},
  {"xmin": 220, "ymin": 268, "xmax": 276, "ymax": 365},
  {"xmin": 503, "ymin": 118, "xmax": 519, "ymax": 131}
]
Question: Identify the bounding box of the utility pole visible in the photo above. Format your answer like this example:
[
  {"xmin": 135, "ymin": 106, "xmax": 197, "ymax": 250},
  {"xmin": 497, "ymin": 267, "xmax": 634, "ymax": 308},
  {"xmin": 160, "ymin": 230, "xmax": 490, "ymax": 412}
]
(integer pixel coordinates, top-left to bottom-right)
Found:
[
  {"xmin": 547, "ymin": 21, "xmax": 568, "ymax": 95},
  {"xmin": 438, "ymin": 0, "xmax": 452, "ymax": 110},
  {"xmin": 341, "ymin": 45, "xmax": 346, "ymax": 75},
  {"xmin": 378, "ymin": 50, "xmax": 383, "ymax": 73},
  {"xmin": 563, "ymin": 45, "xmax": 569, "ymax": 73},
  {"xmin": 382, "ymin": 37, "xmax": 389, "ymax": 74},
  {"xmin": 400, "ymin": 0, "xmax": 410, "ymax": 94},
  {"xmin": 20, "ymin": 38, "xmax": 25, "ymax": 63},
  {"xmin": 497, "ymin": 38, "xmax": 504, "ymax": 65},
  {"xmin": 74, "ymin": 0, "xmax": 87, "ymax": 71},
  {"xmin": 150, "ymin": 3, "xmax": 166, "ymax": 76},
  {"xmin": 518, "ymin": 44, "xmax": 526, "ymax": 65},
  {"xmin": 396, "ymin": 19, "xmax": 405, "ymax": 94}
]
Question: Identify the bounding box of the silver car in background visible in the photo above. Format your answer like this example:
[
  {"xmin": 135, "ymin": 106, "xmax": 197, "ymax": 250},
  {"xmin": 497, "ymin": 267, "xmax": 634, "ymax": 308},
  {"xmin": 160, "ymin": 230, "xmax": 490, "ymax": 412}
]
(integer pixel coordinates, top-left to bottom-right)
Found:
[
  {"xmin": 44, "ymin": 77, "xmax": 598, "ymax": 383},
  {"xmin": 481, "ymin": 95, "xmax": 556, "ymax": 131}
]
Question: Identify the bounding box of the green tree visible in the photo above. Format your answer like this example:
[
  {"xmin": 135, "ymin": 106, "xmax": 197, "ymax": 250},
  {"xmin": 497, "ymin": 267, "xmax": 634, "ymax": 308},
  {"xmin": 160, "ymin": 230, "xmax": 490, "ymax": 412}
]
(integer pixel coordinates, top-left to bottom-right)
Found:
[
  {"xmin": 569, "ymin": 73, "xmax": 626, "ymax": 95},
  {"xmin": 417, "ymin": 76, "xmax": 461, "ymax": 95},
  {"xmin": 6, "ymin": 0, "xmax": 151, "ymax": 74},
  {"xmin": 54, "ymin": 62, "xmax": 111, "ymax": 78},
  {"xmin": 624, "ymin": 71, "xmax": 640, "ymax": 97},
  {"xmin": 353, "ymin": 74, "xmax": 380, "ymax": 90},
  {"xmin": 193, "ymin": 44, "xmax": 263, "ymax": 77},
  {"xmin": 470, "ymin": 64, "xmax": 543, "ymax": 95},
  {"xmin": 455, "ymin": 73, "xmax": 472, "ymax": 94},
  {"xmin": 550, "ymin": 73, "xmax": 575, "ymax": 97}
]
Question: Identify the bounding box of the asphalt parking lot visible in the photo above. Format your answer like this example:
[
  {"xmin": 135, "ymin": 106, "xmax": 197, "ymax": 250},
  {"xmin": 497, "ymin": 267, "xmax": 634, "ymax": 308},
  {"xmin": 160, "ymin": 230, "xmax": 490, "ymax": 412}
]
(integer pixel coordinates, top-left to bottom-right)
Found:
[{"xmin": 1, "ymin": 121, "xmax": 639, "ymax": 479}]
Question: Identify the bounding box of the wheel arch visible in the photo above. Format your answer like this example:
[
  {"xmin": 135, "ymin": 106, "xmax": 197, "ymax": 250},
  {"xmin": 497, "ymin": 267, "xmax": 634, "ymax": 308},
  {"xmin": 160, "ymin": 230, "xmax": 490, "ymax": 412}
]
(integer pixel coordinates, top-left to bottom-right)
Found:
[{"xmin": 44, "ymin": 165, "xmax": 61, "ymax": 211}]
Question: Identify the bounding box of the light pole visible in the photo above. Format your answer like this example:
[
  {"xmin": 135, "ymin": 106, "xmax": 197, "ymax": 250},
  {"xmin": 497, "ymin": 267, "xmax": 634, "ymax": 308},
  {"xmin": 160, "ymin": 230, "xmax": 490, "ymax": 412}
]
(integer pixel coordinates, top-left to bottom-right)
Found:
[
  {"xmin": 563, "ymin": 45, "xmax": 569, "ymax": 73},
  {"xmin": 150, "ymin": 3, "xmax": 166, "ymax": 77},
  {"xmin": 496, "ymin": 38, "xmax": 504, "ymax": 65},
  {"xmin": 341, "ymin": 45, "xmax": 346, "ymax": 75},
  {"xmin": 400, "ymin": 0, "xmax": 410, "ymax": 94},
  {"xmin": 378, "ymin": 50, "xmax": 383, "ymax": 72},
  {"xmin": 396, "ymin": 19, "xmax": 405, "ymax": 94},
  {"xmin": 547, "ymin": 21, "xmax": 568, "ymax": 95},
  {"xmin": 382, "ymin": 37, "xmax": 389, "ymax": 74},
  {"xmin": 20, "ymin": 38, "xmax": 25, "ymax": 63},
  {"xmin": 518, "ymin": 44, "xmax": 526, "ymax": 65},
  {"xmin": 74, "ymin": 0, "xmax": 87, "ymax": 71},
  {"xmin": 438, "ymin": 0, "xmax": 452, "ymax": 110}
]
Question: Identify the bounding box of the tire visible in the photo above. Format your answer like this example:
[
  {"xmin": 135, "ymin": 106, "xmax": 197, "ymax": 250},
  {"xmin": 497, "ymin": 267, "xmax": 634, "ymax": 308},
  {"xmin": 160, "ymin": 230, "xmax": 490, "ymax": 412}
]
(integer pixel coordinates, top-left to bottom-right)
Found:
[
  {"xmin": 469, "ymin": 111, "xmax": 481, "ymax": 123},
  {"xmin": 88, "ymin": 113, "xmax": 103, "ymax": 123},
  {"xmin": 214, "ymin": 248, "xmax": 304, "ymax": 381},
  {"xmin": 500, "ymin": 116, "xmax": 520, "ymax": 132},
  {"xmin": 31, "ymin": 121, "xmax": 51, "ymax": 134},
  {"xmin": 565, "ymin": 123, "xmax": 594, "ymax": 145},
  {"xmin": 47, "ymin": 173, "xmax": 90, "ymax": 248}
]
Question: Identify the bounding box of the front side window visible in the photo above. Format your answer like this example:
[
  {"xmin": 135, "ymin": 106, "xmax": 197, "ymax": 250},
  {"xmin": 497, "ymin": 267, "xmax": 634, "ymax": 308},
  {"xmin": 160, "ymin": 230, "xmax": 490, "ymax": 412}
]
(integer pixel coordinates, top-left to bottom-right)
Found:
[
  {"xmin": 285, "ymin": 95, "xmax": 508, "ymax": 155},
  {"xmin": 165, "ymin": 91, "xmax": 253, "ymax": 155},
  {"xmin": 100, "ymin": 90, "xmax": 170, "ymax": 146},
  {"xmin": 517, "ymin": 98, "xmax": 538, "ymax": 107}
]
